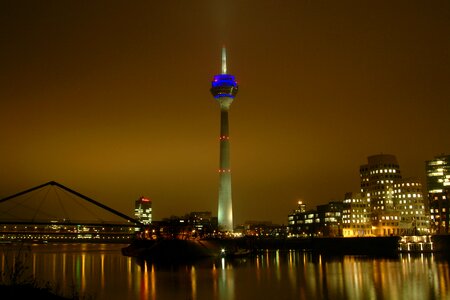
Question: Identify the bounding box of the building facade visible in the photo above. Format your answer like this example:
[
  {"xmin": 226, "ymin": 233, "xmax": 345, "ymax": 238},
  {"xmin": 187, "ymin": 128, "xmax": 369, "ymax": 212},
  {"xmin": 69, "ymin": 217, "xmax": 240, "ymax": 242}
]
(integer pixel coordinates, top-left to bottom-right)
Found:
[
  {"xmin": 426, "ymin": 154, "xmax": 450, "ymax": 234},
  {"xmin": 288, "ymin": 201, "xmax": 343, "ymax": 237},
  {"xmin": 288, "ymin": 201, "xmax": 317, "ymax": 237},
  {"xmin": 342, "ymin": 192, "xmax": 372, "ymax": 237},
  {"xmin": 317, "ymin": 201, "xmax": 343, "ymax": 237},
  {"xmin": 394, "ymin": 178, "xmax": 429, "ymax": 235},
  {"xmin": 134, "ymin": 197, "xmax": 152, "ymax": 225},
  {"xmin": 360, "ymin": 154, "xmax": 402, "ymax": 236}
]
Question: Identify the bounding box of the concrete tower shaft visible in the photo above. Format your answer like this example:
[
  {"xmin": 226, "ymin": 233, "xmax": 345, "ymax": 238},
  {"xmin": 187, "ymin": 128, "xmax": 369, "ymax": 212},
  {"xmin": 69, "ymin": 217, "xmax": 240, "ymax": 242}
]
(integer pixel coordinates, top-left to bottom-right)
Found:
[{"xmin": 210, "ymin": 47, "xmax": 238, "ymax": 232}]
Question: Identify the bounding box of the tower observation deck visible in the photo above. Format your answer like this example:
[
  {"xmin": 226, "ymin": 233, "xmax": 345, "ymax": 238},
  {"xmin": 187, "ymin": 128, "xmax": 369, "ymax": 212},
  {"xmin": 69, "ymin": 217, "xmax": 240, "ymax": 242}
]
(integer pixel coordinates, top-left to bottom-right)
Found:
[{"xmin": 210, "ymin": 47, "xmax": 238, "ymax": 232}]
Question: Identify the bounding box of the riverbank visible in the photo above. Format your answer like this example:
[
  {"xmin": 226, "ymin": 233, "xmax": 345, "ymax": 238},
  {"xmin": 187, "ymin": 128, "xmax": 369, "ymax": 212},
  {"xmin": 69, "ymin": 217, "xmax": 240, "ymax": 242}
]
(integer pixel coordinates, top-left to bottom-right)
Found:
[
  {"xmin": 122, "ymin": 236, "xmax": 401, "ymax": 260},
  {"xmin": 123, "ymin": 235, "xmax": 450, "ymax": 260}
]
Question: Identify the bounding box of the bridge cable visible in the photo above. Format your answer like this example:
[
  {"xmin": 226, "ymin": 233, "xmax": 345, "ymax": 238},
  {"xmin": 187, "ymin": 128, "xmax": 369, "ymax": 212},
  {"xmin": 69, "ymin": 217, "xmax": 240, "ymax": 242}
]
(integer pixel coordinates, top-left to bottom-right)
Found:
[
  {"xmin": 59, "ymin": 187, "xmax": 105, "ymax": 223},
  {"xmin": 1, "ymin": 188, "xmax": 58, "ymax": 221},
  {"xmin": 1, "ymin": 181, "xmax": 142, "ymax": 226},
  {"xmin": 32, "ymin": 185, "xmax": 52, "ymax": 222},
  {"xmin": 2, "ymin": 188, "xmax": 42, "ymax": 216},
  {"xmin": 54, "ymin": 187, "xmax": 70, "ymax": 221}
]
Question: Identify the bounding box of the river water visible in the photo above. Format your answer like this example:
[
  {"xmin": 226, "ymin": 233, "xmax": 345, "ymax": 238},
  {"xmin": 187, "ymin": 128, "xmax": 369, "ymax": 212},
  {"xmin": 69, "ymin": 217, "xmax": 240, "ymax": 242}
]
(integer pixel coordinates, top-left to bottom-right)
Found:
[{"xmin": 0, "ymin": 243, "xmax": 449, "ymax": 300}]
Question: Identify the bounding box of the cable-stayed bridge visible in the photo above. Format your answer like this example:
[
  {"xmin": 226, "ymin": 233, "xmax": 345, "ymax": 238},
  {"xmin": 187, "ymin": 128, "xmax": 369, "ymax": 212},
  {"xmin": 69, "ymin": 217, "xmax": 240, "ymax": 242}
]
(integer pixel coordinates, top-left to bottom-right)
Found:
[{"xmin": 0, "ymin": 181, "xmax": 143, "ymax": 243}]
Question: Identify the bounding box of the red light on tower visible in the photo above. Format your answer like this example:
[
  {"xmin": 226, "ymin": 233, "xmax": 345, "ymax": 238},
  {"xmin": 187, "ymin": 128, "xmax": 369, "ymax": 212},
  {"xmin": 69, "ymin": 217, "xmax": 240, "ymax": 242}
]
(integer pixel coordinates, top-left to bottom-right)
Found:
[{"xmin": 140, "ymin": 197, "xmax": 151, "ymax": 202}]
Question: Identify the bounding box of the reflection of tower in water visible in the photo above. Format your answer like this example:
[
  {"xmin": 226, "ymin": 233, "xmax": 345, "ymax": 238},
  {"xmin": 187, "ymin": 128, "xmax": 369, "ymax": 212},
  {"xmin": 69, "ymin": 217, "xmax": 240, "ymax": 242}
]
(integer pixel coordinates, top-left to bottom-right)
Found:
[{"xmin": 210, "ymin": 47, "xmax": 238, "ymax": 232}]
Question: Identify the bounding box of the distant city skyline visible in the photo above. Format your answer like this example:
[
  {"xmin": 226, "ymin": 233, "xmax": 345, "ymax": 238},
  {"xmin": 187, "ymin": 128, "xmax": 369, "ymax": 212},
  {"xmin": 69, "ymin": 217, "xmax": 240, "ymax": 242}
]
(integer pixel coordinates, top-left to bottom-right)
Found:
[{"xmin": 1, "ymin": 1, "xmax": 449, "ymax": 225}]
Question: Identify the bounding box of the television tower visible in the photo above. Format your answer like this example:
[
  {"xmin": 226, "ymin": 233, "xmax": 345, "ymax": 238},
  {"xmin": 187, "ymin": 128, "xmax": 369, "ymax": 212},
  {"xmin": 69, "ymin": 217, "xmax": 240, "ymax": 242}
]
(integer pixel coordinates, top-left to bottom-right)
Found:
[{"xmin": 210, "ymin": 47, "xmax": 238, "ymax": 232}]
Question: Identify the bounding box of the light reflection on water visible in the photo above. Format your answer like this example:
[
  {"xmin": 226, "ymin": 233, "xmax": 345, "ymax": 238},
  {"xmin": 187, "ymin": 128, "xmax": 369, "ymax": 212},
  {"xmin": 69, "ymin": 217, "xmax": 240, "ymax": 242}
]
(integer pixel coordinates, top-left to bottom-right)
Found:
[{"xmin": 0, "ymin": 244, "xmax": 449, "ymax": 299}]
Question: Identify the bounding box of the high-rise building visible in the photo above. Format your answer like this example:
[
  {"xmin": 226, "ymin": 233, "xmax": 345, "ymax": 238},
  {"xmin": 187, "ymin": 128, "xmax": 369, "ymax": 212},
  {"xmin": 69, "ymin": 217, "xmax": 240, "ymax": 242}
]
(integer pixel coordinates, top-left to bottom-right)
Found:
[
  {"xmin": 393, "ymin": 178, "xmax": 429, "ymax": 235},
  {"xmin": 134, "ymin": 197, "xmax": 152, "ymax": 225},
  {"xmin": 426, "ymin": 154, "xmax": 450, "ymax": 234},
  {"xmin": 359, "ymin": 154, "xmax": 432, "ymax": 236},
  {"xmin": 360, "ymin": 154, "xmax": 402, "ymax": 235},
  {"xmin": 210, "ymin": 47, "xmax": 238, "ymax": 232}
]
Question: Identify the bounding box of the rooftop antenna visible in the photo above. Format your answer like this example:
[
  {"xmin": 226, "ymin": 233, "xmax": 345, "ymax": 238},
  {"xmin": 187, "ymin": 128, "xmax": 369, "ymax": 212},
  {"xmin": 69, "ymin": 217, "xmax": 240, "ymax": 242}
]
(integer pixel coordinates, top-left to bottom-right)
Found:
[{"xmin": 221, "ymin": 46, "xmax": 227, "ymax": 74}]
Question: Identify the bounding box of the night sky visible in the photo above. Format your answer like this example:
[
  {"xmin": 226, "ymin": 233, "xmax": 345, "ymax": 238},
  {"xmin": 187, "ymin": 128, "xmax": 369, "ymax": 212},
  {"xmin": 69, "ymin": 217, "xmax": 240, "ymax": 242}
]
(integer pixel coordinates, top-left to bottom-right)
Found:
[{"xmin": 1, "ymin": 1, "xmax": 449, "ymax": 225}]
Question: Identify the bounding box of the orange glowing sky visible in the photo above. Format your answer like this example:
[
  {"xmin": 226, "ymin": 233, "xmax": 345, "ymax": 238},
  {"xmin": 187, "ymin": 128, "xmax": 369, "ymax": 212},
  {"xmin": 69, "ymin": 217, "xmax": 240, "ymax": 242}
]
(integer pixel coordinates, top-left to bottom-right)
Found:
[{"xmin": 1, "ymin": 1, "xmax": 450, "ymax": 224}]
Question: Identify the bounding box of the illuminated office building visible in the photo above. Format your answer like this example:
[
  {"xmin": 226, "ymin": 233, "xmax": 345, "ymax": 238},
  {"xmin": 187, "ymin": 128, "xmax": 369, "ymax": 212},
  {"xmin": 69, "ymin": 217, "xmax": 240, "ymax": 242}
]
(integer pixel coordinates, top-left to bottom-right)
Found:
[
  {"xmin": 342, "ymin": 192, "xmax": 372, "ymax": 237},
  {"xmin": 134, "ymin": 197, "xmax": 152, "ymax": 225},
  {"xmin": 393, "ymin": 178, "xmax": 429, "ymax": 235},
  {"xmin": 288, "ymin": 201, "xmax": 343, "ymax": 237},
  {"xmin": 360, "ymin": 154, "xmax": 402, "ymax": 235},
  {"xmin": 317, "ymin": 201, "xmax": 343, "ymax": 237},
  {"xmin": 426, "ymin": 154, "xmax": 450, "ymax": 233},
  {"xmin": 288, "ymin": 201, "xmax": 316, "ymax": 236}
]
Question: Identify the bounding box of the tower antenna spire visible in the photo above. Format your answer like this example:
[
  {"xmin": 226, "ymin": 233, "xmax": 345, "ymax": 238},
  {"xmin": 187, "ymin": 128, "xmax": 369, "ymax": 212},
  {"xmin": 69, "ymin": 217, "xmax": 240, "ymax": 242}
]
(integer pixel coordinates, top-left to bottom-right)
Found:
[{"xmin": 221, "ymin": 46, "xmax": 227, "ymax": 74}]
